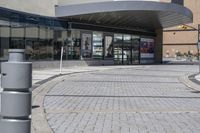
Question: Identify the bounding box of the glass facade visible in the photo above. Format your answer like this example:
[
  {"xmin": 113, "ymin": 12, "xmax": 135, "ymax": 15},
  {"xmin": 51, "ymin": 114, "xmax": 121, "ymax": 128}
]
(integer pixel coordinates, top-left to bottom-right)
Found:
[
  {"xmin": 0, "ymin": 8, "xmax": 67, "ymax": 62},
  {"xmin": 0, "ymin": 7, "xmax": 155, "ymax": 65}
]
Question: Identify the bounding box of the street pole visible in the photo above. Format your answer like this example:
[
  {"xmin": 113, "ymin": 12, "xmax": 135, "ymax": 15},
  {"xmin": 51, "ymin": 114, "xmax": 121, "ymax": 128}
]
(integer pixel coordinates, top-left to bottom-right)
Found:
[
  {"xmin": 198, "ymin": 24, "xmax": 200, "ymax": 73},
  {"xmin": 59, "ymin": 45, "xmax": 64, "ymax": 75}
]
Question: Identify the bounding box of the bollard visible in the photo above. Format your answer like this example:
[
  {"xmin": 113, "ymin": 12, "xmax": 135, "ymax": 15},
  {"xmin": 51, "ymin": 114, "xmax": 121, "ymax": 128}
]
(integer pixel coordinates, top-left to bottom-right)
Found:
[{"xmin": 0, "ymin": 49, "xmax": 32, "ymax": 133}]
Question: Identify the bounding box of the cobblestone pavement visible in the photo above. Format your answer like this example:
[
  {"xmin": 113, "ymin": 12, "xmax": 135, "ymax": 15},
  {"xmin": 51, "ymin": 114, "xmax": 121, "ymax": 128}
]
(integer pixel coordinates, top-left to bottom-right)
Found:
[{"xmin": 44, "ymin": 65, "xmax": 200, "ymax": 133}]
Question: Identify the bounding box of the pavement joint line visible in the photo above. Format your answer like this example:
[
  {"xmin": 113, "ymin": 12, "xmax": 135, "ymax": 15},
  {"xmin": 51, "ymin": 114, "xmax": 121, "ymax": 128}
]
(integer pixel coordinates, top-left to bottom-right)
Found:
[
  {"xmin": 45, "ymin": 94, "xmax": 200, "ymax": 99},
  {"xmin": 45, "ymin": 109, "xmax": 200, "ymax": 114}
]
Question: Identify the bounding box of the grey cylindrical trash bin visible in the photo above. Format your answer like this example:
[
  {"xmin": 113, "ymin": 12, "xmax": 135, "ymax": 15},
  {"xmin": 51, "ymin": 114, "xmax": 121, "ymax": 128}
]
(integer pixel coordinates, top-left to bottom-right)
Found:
[
  {"xmin": 0, "ymin": 119, "xmax": 31, "ymax": 133},
  {"xmin": 0, "ymin": 49, "xmax": 32, "ymax": 133},
  {"xmin": 8, "ymin": 49, "xmax": 25, "ymax": 62},
  {"xmin": 1, "ymin": 62, "xmax": 32, "ymax": 90},
  {"xmin": 1, "ymin": 91, "xmax": 32, "ymax": 118}
]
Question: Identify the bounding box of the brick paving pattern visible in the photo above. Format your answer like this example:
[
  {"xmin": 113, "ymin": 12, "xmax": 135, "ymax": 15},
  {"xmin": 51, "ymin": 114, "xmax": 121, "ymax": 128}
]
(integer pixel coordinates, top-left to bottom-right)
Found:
[{"xmin": 43, "ymin": 65, "xmax": 200, "ymax": 133}]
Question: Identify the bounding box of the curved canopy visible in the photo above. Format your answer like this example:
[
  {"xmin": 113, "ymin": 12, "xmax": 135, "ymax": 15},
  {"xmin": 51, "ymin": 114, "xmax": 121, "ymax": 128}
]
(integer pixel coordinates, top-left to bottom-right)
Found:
[{"xmin": 55, "ymin": 1, "xmax": 193, "ymax": 31}]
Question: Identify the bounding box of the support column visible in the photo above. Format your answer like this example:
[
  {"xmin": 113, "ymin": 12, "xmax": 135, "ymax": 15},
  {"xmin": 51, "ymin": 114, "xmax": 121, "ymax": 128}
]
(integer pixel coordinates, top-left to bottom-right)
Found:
[{"xmin": 155, "ymin": 29, "xmax": 163, "ymax": 64}]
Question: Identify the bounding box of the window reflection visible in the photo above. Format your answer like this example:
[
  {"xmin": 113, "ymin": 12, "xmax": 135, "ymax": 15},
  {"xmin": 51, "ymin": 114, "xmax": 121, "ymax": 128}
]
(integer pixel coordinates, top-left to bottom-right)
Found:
[
  {"xmin": 82, "ymin": 33, "xmax": 92, "ymax": 58},
  {"xmin": 68, "ymin": 30, "xmax": 81, "ymax": 60},
  {"xmin": 93, "ymin": 32, "xmax": 103, "ymax": 59},
  {"xmin": 39, "ymin": 27, "xmax": 53, "ymax": 60},
  {"xmin": 104, "ymin": 36, "xmax": 113, "ymax": 58},
  {"xmin": 123, "ymin": 34, "xmax": 132, "ymax": 65},
  {"xmin": 0, "ymin": 25, "xmax": 10, "ymax": 61},
  {"xmin": 10, "ymin": 22, "xmax": 25, "ymax": 49},
  {"xmin": 53, "ymin": 29, "xmax": 67, "ymax": 60},
  {"xmin": 25, "ymin": 24, "xmax": 39, "ymax": 60},
  {"xmin": 114, "ymin": 34, "xmax": 123, "ymax": 64},
  {"xmin": 132, "ymin": 35, "xmax": 140, "ymax": 64}
]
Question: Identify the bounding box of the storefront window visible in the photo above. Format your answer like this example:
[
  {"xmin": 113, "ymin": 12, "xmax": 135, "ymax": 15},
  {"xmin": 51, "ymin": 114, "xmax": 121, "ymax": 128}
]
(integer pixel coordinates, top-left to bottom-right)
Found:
[
  {"xmin": 0, "ymin": 7, "xmax": 156, "ymax": 64},
  {"xmin": 0, "ymin": 21, "xmax": 10, "ymax": 61},
  {"xmin": 132, "ymin": 35, "xmax": 140, "ymax": 64},
  {"xmin": 81, "ymin": 33, "xmax": 92, "ymax": 58},
  {"xmin": 26, "ymin": 39, "xmax": 40, "ymax": 60},
  {"xmin": 46, "ymin": 28, "xmax": 54, "ymax": 60},
  {"xmin": 93, "ymin": 32, "xmax": 103, "ymax": 59},
  {"xmin": 25, "ymin": 24, "xmax": 39, "ymax": 60},
  {"xmin": 123, "ymin": 34, "xmax": 132, "ymax": 65},
  {"xmin": 68, "ymin": 30, "xmax": 81, "ymax": 60},
  {"xmin": 104, "ymin": 35, "xmax": 113, "ymax": 58},
  {"xmin": 114, "ymin": 34, "xmax": 123, "ymax": 64},
  {"xmin": 53, "ymin": 29, "xmax": 67, "ymax": 60},
  {"xmin": 39, "ymin": 27, "xmax": 53, "ymax": 60},
  {"xmin": 10, "ymin": 22, "xmax": 25, "ymax": 49},
  {"xmin": 39, "ymin": 27, "xmax": 47, "ymax": 60}
]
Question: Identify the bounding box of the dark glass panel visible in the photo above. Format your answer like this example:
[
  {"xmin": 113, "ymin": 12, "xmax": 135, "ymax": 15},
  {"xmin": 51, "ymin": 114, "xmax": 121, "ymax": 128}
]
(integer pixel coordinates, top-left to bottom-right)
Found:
[
  {"xmin": 172, "ymin": 0, "xmax": 183, "ymax": 5},
  {"xmin": 93, "ymin": 32, "xmax": 103, "ymax": 59},
  {"xmin": 114, "ymin": 34, "xmax": 123, "ymax": 64},
  {"xmin": 25, "ymin": 24, "xmax": 39, "ymax": 60},
  {"xmin": 0, "ymin": 25, "xmax": 10, "ymax": 61},
  {"xmin": 25, "ymin": 39, "xmax": 40, "ymax": 60},
  {"xmin": 67, "ymin": 30, "xmax": 81, "ymax": 60},
  {"xmin": 132, "ymin": 35, "xmax": 140, "ymax": 64},
  {"xmin": 10, "ymin": 22, "xmax": 25, "ymax": 49},
  {"xmin": 123, "ymin": 34, "xmax": 132, "ymax": 65},
  {"xmin": 104, "ymin": 35, "xmax": 113, "ymax": 58},
  {"xmin": 53, "ymin": 29, "xmax": 67, "ymax": 60},
  {"xmin": 81, "ymin": 32, "xmax": 92, "ymax": 58},
  {"xmin": 38, "ymin": 27, "xmax": 53, "ymax": 60}
]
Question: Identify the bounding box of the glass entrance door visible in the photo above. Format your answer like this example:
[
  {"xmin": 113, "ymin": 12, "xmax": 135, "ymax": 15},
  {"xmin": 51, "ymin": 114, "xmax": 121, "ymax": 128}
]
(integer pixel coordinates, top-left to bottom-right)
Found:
[{"xmin": 112, "ymin": 34, "xmax": 140, "ymax": 65}]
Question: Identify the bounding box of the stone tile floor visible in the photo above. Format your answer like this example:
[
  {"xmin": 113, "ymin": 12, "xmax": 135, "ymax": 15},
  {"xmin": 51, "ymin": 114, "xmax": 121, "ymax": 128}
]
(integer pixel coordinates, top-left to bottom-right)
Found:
[{"xmin": 43, "ymin": 65, "xmax": 200, "ymax": 133}]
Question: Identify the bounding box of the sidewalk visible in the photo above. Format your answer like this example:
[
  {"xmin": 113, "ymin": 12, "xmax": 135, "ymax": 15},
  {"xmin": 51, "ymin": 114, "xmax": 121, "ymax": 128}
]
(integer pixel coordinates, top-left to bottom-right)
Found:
[
  {"xmin": 32, "ymin": 65, "xmax": 200, "ymax": 133},
  {"xmin": 32, "ymin": 65, "xmax": 142, "ymax": 84},
  {"xmin": 0, "ymin": 65, "xmax": 143, "ymax": 114},
  {"xmin": 1, "ymin": 65, "xmax": 200, "ymax": 133},
  {"xmin": 31, "ymin": 65, "xmax": 145, "ymax": 133}
]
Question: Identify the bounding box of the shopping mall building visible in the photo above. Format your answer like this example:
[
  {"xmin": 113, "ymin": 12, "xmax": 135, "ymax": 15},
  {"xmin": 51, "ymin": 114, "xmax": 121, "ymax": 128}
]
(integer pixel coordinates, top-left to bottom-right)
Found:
[{"xmin": 0, "ymin": 0, "xmax": 193, "ymax": 68}]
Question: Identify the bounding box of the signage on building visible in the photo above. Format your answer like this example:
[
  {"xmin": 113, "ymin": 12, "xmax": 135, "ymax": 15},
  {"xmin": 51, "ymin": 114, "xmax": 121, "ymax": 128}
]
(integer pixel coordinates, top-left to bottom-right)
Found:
[{"xmin": 140, "ymin": 38, "xmax": 155, "ymax": 64}]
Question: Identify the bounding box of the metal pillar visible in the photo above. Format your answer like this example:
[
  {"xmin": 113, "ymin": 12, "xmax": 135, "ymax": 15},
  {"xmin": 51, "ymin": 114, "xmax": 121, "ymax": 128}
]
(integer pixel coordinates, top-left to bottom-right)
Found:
[{"xmin": 0, "ymin": 49, "xmax": 32, "ymax": 133}]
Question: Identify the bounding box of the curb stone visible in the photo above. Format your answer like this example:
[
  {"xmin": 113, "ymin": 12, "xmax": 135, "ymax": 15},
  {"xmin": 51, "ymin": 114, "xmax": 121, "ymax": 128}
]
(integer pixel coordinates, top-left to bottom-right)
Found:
[
  {"xmin": 179, "ymin": 73, "xmax": 200, "ymax": 92},
  {"xmin": 31, "ymin": 75, "xmax": 67, "ymax": 133}
]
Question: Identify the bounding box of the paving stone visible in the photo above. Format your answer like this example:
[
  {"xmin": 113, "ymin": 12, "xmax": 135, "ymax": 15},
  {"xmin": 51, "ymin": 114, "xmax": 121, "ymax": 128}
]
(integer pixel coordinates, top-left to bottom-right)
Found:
[{"xmin": 43, "ymin": 65, "xmax": 200, "ymax": 133}]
